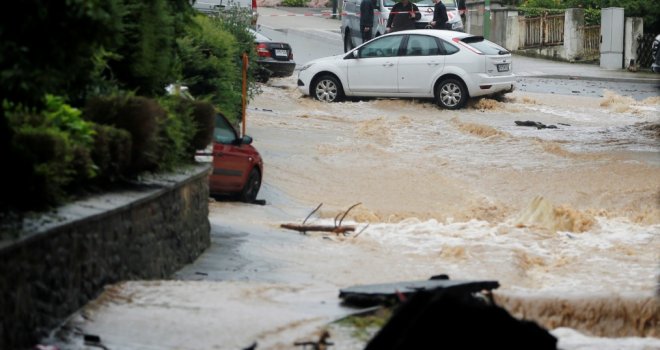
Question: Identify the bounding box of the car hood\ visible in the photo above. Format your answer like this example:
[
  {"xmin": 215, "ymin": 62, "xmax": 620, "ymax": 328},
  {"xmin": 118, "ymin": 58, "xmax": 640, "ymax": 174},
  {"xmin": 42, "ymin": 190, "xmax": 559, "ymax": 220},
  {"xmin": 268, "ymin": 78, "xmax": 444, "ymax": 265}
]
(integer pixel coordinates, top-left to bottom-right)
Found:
[{"xmin": 304, "ymin": 54, "xmax": 345, "ymax": 67}]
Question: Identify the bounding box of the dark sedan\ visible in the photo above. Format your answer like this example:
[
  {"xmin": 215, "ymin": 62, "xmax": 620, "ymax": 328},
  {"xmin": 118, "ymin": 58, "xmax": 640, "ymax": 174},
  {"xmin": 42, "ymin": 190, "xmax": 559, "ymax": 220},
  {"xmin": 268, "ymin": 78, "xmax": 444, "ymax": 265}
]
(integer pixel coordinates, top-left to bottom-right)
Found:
[{"xmin": 249, "ymin": 28, "xmax": 296, "ymax": 82}]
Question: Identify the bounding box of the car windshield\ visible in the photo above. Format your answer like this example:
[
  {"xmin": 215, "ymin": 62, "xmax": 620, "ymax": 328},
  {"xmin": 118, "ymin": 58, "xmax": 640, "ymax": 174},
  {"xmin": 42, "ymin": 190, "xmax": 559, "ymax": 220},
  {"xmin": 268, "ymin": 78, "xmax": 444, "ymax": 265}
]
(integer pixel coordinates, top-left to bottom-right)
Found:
[{"xmin": 248, "ymin": 28, "xmax": 271, "ymax": 42}]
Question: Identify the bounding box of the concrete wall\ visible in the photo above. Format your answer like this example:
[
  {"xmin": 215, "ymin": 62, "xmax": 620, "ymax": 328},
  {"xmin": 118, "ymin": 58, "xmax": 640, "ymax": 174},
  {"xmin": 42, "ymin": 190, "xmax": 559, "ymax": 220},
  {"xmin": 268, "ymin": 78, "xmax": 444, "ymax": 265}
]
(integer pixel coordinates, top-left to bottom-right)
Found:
[
  {"xmin": 0, "ymin": 165, "xmax": 212, "ymax": 350},
  {"xmin": 600, "ymin": 7, "xmax": 625, "ymax": 69},
  {"xmin": 624, "ymin": 17, "xmax": 644, "ymax": 69},
  {"xmin": 504, "ymin": 10, "xmax": 520, "ymax": 51},
  {"xmin": 564, "ymin": 8, "xmax": 585, "ymax": 61},
  {"xmin": 490, "ymin": 9, "xmax": 509, "ymax": 47},
  {"xmin": 466, "ymin": 8, "xmax": 484, "ymax": 36},
  {"xmin": 464, "ymin": 0, "xmax": 506, "ymax": 36}
]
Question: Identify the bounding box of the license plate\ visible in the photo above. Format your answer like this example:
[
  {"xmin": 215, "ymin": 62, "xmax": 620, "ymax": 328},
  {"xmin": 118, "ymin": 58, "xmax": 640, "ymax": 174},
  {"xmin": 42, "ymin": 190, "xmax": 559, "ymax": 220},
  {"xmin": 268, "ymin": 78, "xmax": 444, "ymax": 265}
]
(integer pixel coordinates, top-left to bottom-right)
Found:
[
  {"xmin": 497, "ymin": 63, "xmax": 509, "ymax": 72},
  {"xmin": 275, "ymin": 49, "xmax": 288, "ymax": 57}
]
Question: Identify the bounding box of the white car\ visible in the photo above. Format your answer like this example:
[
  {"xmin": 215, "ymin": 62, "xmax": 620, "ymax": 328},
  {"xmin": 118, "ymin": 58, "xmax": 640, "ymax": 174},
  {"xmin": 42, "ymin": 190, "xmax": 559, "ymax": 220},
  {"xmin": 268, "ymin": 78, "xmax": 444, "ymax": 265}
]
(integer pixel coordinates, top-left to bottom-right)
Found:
[{"xmin": 297, "ymin": 30, "xmax": 515, "ymax": 109}]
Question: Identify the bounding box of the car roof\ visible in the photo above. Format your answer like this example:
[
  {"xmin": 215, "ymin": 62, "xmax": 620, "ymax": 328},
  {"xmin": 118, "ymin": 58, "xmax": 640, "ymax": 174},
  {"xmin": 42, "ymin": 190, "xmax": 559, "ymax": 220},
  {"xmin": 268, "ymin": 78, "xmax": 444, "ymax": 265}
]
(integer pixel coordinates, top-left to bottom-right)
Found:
[{"xmin": 389, "ymin": 29, "xmax": 472, "ymax": 40}]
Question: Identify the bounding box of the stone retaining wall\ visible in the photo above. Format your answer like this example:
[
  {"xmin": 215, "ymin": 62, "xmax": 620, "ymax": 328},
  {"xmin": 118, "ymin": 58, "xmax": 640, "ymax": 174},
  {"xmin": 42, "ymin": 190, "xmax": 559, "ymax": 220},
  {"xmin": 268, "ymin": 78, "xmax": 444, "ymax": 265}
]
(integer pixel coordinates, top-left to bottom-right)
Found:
[{"xmin": 0, "ymin": 165, "xmax": 212, "ymax": 349}]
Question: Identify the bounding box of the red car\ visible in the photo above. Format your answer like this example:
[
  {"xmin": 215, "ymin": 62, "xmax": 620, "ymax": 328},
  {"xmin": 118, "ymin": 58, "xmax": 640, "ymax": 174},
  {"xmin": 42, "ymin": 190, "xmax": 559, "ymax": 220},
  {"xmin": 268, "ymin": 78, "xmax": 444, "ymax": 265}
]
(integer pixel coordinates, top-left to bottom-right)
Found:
[{"xmin": 199, "ymin": 113, "xmax": 263, "ymax": 202}]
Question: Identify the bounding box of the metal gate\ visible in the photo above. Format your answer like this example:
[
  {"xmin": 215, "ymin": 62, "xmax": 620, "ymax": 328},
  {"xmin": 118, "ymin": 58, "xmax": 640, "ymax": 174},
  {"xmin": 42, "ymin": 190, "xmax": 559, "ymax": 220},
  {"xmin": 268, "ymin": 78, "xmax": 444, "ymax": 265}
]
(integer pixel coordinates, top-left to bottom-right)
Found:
[
  {"xmin": 520, "ymin": 13, "xmax": 565, "ymax": 48},
  {"xmin": 636, "ymin": 33, "xmax": 657, "ymax": 68},
  {"xmin": 580, "ymin": 24, "xmax": 600, "ymax": 61}
]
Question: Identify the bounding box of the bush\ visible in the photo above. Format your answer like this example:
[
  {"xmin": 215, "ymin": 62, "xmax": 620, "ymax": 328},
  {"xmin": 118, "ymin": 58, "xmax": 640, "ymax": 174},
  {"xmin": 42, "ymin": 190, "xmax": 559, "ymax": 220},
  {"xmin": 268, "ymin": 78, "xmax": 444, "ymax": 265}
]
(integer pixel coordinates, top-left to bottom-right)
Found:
[
  {"xmin": 190, "ymin": 101, "xmax": 216, "ymax": 151},
  {"xmin": 90, "ymin": 124, "xmax": 132, "ymax": 185},
  {"xmin": 177, "ymin": 15, "xmax": 242, "ymax": 123},
  {"xmin": 85, "ymin": 95, "xmax": 165, "ymax": 174},
  {"xmin": 4, "ymin": 97, "xmax": 98, "ymax": 208},
  {"xmin": 157, "ymin": 96, "xmax": 197, "ymax": 170}
]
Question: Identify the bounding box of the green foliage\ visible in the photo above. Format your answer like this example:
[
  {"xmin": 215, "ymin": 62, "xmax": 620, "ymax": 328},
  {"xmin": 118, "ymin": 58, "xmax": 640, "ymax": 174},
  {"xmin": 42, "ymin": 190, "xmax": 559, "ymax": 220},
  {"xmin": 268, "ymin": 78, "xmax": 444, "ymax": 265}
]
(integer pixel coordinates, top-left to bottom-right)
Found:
[
  {"xmin": 84, "ymin": 95, "xmax": 165, "ymax": 174},
  {"xmin": 189, "ymin": 101, "xmax": 217, "ymax": 151},
  {"xmin": 520, "ymin": 0, "xmax": 561, "ymax": 8},
  {"xmin": 107, "ymin": 0, "xmax": 195, "ymax": 97},
  {"xmin": 157, "ymin": 96, "xmax": 198, "ymax": 170},
  {"xmin": 178, "ymin": 15, "xmax": 242, "ymax": 123},
  {"xmin": 210, "ymin": 4, "xmax": 262, "ymax": 102},
  {"xmin": 602, "ymin": 0, "xmax": 660, "ymax": 34},
  {"xmin": 561, "ymin": 0, "xmax": 600, "ymax": 8},
  {"xmin": 584, "ymin": 8, "xmax": 600, "ymax": 26},
  {"xmin": 517, "ymin": 7, "xmax": 565, "ymax": 17},
  {"xmin": 90, "ymin": 124, "xmax": 132, "ymax": 185},
  {"xmin": 281, "ymin": 0, "xmax": 309, "ymax": 7},
  {"xmin": 520, "ymin": 0, "xmax": 658, "ymax": 32},
  {"xmin": 43, "ymin": 95, "xmax": 96, "ymax": 148},
  {"xmin": 0, "ymin": 0, "xmax": 126, "ymax": 109},
  {"xmin": 4, "ymin": 97, "xmax": 98, "ymax": 208}
]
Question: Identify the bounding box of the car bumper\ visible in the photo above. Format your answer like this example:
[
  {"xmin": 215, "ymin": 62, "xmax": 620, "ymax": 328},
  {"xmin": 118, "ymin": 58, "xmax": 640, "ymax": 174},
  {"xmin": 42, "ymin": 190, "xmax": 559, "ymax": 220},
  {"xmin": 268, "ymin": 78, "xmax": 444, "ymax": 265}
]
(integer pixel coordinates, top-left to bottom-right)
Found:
[
  {"xmin": 469, "ymin": 74, "xmax": 516, "ymax": 97},
  {"xmin": 258, "ymin": 60, "xmax": 296, "ymax": 77},
  {"xmin": 297, "ymin": 69, "xmax": 314, "ymax": 96}
]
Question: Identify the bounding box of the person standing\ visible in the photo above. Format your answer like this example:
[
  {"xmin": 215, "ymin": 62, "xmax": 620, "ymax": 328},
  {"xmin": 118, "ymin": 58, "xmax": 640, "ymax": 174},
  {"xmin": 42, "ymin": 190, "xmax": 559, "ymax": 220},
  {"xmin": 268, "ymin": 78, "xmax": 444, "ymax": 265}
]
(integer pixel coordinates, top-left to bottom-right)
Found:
[
  {"xmin": 458, "ymin": 0, "xmax": 467, "ymax": 27},
  {"xmin": 360, "ymin": 0, "xmax": 376, "ymax": 43},
  {"xmin": 386, "ymin": 0, "xmax": 421, "ymax": 33},
  {"xmin": 430, "ymin": 0, "xmax": 448, "ymax": 30}
]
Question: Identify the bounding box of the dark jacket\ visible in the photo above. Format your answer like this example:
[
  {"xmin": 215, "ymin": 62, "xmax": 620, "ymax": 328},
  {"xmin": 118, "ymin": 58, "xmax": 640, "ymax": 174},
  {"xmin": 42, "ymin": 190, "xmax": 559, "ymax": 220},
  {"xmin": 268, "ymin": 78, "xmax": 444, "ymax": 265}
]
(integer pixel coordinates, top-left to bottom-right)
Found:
[
  {"xmin": 432, "ymin": 1, "xmax": 448, "ymax": 29},
  {"xmin": 360, "ymin": 0, "xmax": 375, "ymax": 27},
  {"xmin": 386, "ymin": 1, "xmax": 421, "ymax": 32}
]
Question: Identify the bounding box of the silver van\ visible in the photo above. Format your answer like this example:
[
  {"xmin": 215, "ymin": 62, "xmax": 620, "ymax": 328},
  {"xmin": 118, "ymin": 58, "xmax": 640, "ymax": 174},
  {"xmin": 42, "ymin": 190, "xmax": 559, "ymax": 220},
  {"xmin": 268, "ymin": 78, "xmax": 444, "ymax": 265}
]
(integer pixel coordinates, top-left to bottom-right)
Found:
[{"xmin": 341, "ymin": 0, "xmax": 463, "ymax": 52}]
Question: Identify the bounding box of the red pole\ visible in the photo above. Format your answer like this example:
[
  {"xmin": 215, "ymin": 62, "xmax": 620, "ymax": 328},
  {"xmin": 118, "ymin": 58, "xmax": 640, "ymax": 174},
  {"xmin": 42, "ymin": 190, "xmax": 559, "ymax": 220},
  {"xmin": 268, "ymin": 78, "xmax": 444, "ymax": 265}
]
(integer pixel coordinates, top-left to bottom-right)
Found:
[{"xmin": 241, "ymin": 52, "xmax": 248, "ymax": 137}]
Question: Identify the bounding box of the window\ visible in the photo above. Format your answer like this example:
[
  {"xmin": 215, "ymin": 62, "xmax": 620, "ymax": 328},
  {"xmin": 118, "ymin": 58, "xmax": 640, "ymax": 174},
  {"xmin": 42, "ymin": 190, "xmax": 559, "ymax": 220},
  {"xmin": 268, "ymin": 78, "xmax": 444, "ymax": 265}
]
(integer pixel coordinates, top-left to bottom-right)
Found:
[
  {"xmin": 439, "ymin": 40, "xmax": 459, "ymax": 55},
  {"xmin": 214, "ymin": 115, "xmax": 237, "ymax": 144},
  {"xmin": 360, "ymin": 35, "xmax": 404, "ymax": 58},
  {"xmin": 405, "ymin": 35, "xmax": 441, "ymax": 56}
]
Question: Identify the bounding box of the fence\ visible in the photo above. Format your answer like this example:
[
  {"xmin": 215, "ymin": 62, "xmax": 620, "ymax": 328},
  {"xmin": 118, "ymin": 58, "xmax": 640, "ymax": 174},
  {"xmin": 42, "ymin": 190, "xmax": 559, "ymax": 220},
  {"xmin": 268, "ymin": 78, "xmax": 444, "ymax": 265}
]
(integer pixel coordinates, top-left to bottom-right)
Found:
[
  {"xmin": 520, "ymin": 13, "xmax": 565, "ymax": 48},
  {"xmin": 636, "ymin": 33, "xmax": 657, "ymax": 68},
  {"xmin": 580, "ymin": 24, "xmax": 600, "ymax": 61}
]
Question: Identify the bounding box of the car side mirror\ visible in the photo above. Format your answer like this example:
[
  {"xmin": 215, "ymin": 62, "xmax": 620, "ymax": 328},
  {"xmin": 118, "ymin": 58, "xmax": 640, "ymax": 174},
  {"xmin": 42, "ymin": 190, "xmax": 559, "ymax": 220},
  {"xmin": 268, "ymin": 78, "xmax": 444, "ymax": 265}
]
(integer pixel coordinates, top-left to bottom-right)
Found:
[
  {"xmin": 241, "ymin": 135, "xmax": 253, "ymax": 145},
  {"xmin": 352, "ymin": 50, "xmax": 359, "ymax": 59}
]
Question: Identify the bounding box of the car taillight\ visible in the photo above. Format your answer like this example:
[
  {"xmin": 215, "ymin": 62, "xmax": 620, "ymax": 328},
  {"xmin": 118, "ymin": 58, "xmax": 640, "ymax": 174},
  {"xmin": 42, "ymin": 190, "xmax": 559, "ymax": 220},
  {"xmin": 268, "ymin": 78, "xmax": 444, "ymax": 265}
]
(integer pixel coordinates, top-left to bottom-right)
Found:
[
  {"xmin": 256, "ymin": 43, "xmax": 270, "ymax": 57},
  {"xmin": 288, "ymin": 51, "xmax": 293, "ymax": 60}
]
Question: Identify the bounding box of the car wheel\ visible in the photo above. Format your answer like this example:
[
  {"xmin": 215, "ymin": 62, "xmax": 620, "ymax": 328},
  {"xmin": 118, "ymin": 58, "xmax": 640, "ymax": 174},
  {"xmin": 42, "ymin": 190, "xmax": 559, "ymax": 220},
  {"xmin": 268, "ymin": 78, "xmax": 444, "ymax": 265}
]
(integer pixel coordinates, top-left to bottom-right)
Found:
[
  {"xmin": 436, "ymin": 78, "xmax": 467, "ymax": 109},
  {"xmin": 344, "ymin": 31, "xmax": 354, "ymax": 53},
  {"xmin": 313, "ymin": 75, "xmax": 344, "ymax": 103},
  {"xmin": 239, "ymin": 168, "xmax": 261, "ymax": 203}
]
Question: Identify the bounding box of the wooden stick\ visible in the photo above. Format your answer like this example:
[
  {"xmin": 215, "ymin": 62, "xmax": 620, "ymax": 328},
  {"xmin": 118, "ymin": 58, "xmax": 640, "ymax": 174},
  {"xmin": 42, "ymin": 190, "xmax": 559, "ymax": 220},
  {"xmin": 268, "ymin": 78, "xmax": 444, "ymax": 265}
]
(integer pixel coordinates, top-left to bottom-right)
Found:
[{"xmin": 280, "ymin": 224, "xmax": 356, "ymax": 235}]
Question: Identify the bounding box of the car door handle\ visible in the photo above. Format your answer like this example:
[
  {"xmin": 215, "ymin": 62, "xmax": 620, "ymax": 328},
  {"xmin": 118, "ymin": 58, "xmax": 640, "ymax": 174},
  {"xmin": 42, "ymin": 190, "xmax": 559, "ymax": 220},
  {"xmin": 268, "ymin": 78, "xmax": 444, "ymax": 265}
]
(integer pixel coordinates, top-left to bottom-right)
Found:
[
  {"xmin": 214, "ymin": 152, "xmax": 223, "ymax": 157},
  {"xmin": 382, "ymin": 62, "xmax": 394, "ymax": 67},
  {"xmin": 427, "ymin": 62, "xmax": 439, "ymax": 66}
]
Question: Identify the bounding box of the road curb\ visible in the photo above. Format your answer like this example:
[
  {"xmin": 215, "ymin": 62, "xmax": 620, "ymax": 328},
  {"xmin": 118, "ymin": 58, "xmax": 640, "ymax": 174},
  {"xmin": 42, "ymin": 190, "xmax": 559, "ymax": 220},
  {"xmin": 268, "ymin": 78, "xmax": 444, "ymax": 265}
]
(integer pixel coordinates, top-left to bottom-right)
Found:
[{"xmin": 518, "ymin": 74, "xmax": 660, "ymax": 85}]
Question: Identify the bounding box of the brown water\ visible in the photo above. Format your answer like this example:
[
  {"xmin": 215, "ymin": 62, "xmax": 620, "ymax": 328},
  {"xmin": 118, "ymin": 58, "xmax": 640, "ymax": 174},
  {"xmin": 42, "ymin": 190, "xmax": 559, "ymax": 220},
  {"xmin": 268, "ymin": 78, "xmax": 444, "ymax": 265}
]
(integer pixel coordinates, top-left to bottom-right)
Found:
[{"xmin": 49, "ymin": 76, "xmax": 659, "ymax": 349}]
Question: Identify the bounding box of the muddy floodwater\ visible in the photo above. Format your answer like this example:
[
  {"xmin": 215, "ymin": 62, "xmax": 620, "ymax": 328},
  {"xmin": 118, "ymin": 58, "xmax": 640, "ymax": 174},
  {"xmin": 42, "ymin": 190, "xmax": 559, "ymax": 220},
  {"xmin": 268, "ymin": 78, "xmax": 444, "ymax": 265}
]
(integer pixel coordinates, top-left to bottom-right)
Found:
[{"xmin": 52, "ymin": 77, "xmax": 659, "ymax": 349}]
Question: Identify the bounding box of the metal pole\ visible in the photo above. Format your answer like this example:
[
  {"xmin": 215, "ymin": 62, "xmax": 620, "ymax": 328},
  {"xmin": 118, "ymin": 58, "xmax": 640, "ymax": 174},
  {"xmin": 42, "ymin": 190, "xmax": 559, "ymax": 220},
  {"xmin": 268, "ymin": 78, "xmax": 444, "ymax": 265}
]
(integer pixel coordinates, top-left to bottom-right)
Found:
[
  {"xmin": 241, "ymin": 52, "xmax": 248, "ymax": 137},
  {"xmin": 483, "ymin": 0, "xmax": 491, "ymax": 40}
]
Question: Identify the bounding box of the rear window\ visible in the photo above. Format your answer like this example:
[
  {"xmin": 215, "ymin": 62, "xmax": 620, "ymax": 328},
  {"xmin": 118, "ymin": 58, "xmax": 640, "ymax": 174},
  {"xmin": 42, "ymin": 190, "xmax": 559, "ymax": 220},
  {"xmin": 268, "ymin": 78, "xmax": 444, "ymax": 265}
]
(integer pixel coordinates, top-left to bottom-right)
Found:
[{"xmin": 459, "ymin": 36, "xmax": 509, "ymax": 55}]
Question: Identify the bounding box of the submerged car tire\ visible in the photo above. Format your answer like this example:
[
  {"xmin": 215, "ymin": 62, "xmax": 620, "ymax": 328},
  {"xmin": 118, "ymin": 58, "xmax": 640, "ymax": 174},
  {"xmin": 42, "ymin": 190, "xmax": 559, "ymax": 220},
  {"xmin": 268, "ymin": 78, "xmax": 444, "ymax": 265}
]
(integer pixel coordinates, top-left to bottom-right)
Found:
[
  {"xmin": 239, "ymin": 168, "xmax": 261, "ymax": 203},
  {"xmin": 312, "ymin": 75, "xmax": 344, "ymax": 102},
  {"xmin": 436, "ymin": 78, "xmax": 468, "ymax": 109}
]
